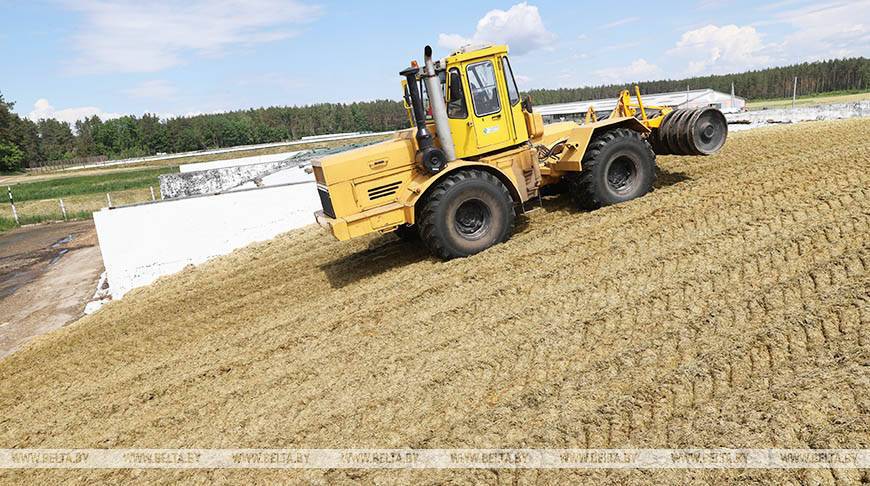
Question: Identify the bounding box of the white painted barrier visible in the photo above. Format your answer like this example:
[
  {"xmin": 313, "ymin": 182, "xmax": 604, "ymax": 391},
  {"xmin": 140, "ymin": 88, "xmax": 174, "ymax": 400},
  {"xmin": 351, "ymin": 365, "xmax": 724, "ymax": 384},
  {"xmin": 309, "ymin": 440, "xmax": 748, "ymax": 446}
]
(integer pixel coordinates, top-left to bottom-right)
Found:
[
  {"xmin": 232, "ymin": 165, "xmax": 313, "ymax": 190},
  {"xmin": 94, "ymin": 182, "xmax": 321, "ymax": 299},
  {"xmin": 161, "ymin": 160, "xmax": 314, "ymax": 199},
  {"xmin": 178, "ymin": 150, "xmax": 307, "ymax": 173},
  {"xmin": 726, "ymin": 100, "xmax": 870, "ymax": 131}
]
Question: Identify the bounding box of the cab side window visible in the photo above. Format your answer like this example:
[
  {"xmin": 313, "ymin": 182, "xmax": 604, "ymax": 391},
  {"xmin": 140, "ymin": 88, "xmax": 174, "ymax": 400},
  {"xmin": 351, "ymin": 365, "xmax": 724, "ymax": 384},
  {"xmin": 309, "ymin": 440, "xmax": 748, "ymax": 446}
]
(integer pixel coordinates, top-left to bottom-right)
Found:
[
  {"xmin": 466, "ymin": 61, "xmax": 501, "ymax": 116},
  {"xmin": 502, "ymin": 57, "xmax": 520, "ymax": 106},
  {"xmin": 447, "ymin": 68, "xmax": 468, "ymax": 119}
]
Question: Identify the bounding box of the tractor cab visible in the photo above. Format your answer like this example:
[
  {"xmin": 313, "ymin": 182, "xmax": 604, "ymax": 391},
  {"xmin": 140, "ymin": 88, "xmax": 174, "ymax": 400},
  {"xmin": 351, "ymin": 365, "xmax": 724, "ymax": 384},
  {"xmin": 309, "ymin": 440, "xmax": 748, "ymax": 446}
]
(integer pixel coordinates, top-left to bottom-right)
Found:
[
  {"xmin": 403, "ymin": 45, "xmax": 531, "ymax": 164},
  {"xmin": 441, "ymin": 45, "xmax": 530, "ymax": 158}
]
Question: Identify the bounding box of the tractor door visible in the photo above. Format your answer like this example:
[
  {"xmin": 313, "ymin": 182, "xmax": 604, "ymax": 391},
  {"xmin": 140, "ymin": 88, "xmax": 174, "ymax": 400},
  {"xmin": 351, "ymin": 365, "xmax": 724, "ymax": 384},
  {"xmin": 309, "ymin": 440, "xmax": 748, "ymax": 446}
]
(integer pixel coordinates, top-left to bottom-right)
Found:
[{"xmin": 464, "ymin": 60, "xmax": 511, "ymax": 150}]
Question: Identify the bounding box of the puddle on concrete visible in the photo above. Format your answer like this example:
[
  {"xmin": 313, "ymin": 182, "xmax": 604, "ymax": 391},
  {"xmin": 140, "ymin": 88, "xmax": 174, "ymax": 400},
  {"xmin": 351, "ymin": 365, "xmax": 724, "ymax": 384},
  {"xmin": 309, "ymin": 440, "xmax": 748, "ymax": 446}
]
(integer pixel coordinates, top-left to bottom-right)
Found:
[
  {"xmin": 49, "ymin": 249, "xmax": 69, "ymax": 265},
  {"xmin": 50, "ymin": 235, "xmax": 74, "ymax": 248}
]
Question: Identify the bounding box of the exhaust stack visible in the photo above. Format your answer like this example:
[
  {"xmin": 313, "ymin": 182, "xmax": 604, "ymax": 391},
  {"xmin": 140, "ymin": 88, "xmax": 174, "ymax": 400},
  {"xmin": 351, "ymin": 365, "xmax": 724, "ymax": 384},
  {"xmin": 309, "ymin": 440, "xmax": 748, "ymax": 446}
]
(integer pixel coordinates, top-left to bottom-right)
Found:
[
  {"xmin": 423, "ymin": 45, "xmax": 456, "ymax": 161},
  {"xmin": 400, "ymin": 62, "xmax": 446, "ymax": 174}
]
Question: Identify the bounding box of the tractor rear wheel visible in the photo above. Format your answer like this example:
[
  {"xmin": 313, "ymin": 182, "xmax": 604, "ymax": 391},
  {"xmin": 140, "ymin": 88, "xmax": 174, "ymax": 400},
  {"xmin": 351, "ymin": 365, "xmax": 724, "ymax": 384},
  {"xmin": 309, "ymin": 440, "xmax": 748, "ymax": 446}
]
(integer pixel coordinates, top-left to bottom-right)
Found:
[
  {"xmin": 570, "ymin": 127, "xmax": 656, "ymax": 209},
  {"xmin": 419, "ymin": 170, "xmax": 515, "ymax": 259}
]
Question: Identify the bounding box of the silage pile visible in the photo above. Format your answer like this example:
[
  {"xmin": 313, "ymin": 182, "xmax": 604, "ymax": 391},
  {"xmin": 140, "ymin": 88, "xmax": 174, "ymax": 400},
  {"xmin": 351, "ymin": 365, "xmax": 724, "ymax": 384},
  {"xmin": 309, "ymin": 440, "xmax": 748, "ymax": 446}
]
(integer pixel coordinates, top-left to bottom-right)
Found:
[{"xmin": 1, "ymin": 119, "xmax": 868, "ymax": 484}]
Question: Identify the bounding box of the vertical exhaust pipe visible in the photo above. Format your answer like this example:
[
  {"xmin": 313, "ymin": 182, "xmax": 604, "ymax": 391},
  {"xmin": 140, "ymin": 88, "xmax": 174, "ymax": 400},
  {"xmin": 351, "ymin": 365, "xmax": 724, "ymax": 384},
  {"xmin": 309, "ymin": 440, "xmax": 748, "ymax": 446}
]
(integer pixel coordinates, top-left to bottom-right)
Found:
[
  {"xmin": 423, "ymin": 45, "xmax": 456, "ymax": 161},
  {"xmin": 400, "ymin": 63, "xmax": 446, "ymax": 174}
]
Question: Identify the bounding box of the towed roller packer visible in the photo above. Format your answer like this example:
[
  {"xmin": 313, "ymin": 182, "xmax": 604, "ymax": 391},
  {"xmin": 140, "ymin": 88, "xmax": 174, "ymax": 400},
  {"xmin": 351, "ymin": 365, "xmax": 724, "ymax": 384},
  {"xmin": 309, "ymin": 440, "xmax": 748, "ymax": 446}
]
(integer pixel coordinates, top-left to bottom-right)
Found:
[{"xmin": 649, "ymin": 106, "xmax": 728, "ymax": 156}]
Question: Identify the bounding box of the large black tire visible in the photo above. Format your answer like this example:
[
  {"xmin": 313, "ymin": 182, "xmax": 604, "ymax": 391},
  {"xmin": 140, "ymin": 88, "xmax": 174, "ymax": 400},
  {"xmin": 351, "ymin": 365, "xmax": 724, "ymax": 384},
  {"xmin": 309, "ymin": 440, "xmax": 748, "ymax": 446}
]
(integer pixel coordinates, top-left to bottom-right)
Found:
[
  {"xmin": 419, "ymin": 170, "xmax": 515, "ymax": 259},
  {"xmin": 569, "ymin": 128, "xmax": 657, "ymax": 209}
]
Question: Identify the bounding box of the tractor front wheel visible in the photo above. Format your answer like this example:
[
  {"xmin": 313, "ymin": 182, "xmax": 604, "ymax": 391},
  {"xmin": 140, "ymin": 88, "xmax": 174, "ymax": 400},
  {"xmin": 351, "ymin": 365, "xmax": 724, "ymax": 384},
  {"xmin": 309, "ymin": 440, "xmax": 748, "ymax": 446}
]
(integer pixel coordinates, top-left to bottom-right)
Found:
[
  {"xmin": 569, "ymin": 127, "xmax": 656, "ymax": 209},
  {"xmin": 419, "ymin": 170, "xmax": 515, "ymax": 260}
]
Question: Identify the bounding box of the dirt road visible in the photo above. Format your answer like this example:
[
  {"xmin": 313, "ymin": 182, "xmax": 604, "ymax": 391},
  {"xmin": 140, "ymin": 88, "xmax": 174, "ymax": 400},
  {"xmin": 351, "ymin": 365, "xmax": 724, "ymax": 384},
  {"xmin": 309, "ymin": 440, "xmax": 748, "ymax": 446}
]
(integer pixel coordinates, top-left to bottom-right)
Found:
[
  {"xmin": 0, "ymin": 119, "xmax": 867, "ymax": 484},
  {"xmin": 0, "ymin": 220, "xmax": 103, "ymax": 358}
]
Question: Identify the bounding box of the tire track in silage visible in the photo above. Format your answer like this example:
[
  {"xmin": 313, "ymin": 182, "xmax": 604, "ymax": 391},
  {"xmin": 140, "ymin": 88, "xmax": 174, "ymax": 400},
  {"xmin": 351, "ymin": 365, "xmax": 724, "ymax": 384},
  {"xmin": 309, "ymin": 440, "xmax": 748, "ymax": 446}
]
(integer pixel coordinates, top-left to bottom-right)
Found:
[
  {"xmin": 162, "ymin": 123, "xmax": 869, "ymax": 375},
  {"xmin": 429, "ymin": 198, "xmax": 868, "ymax": 442},
  {"xmin": 240, "ymin": 142, "xmax": 866, "ymax": 372},
  {"xmin": 247, "ymin": 173, "xmax": 869, "ymax": 445},
  {"xmin": 182, "ymin": 141, "xmax": 864, "ymax": 394},
  {"xmin": 571, "ymin": 268, "xmax": 869, "ymax": 451}
]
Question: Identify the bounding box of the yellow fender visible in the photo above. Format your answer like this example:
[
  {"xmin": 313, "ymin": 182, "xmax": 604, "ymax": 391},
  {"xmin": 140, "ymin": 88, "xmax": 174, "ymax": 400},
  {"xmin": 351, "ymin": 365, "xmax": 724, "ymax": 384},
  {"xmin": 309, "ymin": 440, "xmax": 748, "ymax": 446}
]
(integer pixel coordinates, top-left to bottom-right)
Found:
[{"xmin": 398, "ymin": 160, "xmax": 525, "ymax": 225}]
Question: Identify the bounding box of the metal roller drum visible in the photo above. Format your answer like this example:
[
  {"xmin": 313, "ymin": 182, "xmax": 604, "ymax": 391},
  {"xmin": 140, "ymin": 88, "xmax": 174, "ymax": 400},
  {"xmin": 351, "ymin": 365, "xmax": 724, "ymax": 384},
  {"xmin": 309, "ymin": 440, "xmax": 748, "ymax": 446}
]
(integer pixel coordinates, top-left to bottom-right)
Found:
[
  {"xmin": 648, "ymin": 110, "xmax": 674, "ymax": 155},
  {"xmin": 674, "ymin": 108, "xmax": 697, "ymax": 156},
  {"xmin": 686, "ymin": 107, "xmax": 728, "ymax": 155},
  {"xmin": 653, "ymin": 107, "xmax": 728, "ymax": 156},
  {"xmin": 665, "ymin": 108, "xmax": 690, "ymax": 155}
]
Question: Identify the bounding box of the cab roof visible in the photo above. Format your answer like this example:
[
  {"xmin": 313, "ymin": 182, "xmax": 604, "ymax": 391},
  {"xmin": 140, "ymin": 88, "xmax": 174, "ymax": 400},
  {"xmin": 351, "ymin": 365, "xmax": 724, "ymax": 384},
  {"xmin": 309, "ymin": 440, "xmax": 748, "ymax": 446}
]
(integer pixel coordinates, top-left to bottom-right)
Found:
[{"xmin": 445, "ymin": 44, "xmax": 509, "ymax": 64}]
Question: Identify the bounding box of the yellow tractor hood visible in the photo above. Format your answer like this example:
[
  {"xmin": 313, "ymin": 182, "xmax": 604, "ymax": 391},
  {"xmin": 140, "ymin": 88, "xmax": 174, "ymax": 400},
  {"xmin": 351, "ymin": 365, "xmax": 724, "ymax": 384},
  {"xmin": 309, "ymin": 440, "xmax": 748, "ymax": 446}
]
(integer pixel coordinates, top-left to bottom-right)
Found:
[{"xmin": 314, "ymin": 131, "xmax": 417, "ymax": 185}]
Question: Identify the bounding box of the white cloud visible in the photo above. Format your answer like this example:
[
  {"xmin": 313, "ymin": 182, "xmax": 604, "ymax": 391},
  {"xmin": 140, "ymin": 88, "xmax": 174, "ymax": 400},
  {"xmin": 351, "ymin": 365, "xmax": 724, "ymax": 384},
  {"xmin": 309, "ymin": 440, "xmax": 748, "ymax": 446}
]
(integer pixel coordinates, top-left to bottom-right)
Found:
[
  {"xmin": 669, "ymin": 24, "xmax": 769, "ymax": 74},
  {"xmin": 774, "ymin": 1, "xmax": 870, "ymax": 61},
  {"xmin": 437, "ymin": 2, "xmax": 556, "ymax": 56},
  {"xmin": 27, "ymin": 99, "xmax": 121, "ymax": 124},
  {"xmin": 594, "ymin": 59, "xmax": 661, "ymax": 83},
  {"xmin": 123, "ymin": 80, "xmax": 177, "ymax": 99},
  {"xmin": 668, "ymin": 2, "xmax": 869, "ymax": 76},
  {"xmin": 65, "ymin": 0, "xmax": 322, "ymax": 74}
]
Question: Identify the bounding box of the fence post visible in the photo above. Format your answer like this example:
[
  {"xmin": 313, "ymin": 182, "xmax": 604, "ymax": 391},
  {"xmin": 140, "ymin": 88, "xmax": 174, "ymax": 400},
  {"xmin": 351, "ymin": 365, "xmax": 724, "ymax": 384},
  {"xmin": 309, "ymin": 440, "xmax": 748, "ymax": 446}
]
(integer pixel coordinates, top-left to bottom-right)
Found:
[
  {"xmin": 7, "ymin": 186, "xmax": 19, "ymax": 226},
  {"xmin": 59, "ymin": 199, "xmax": 67, "ymax": 220},
  {"xmin": 106, "ymin": 193, "xmax": 112, "ymax": 207},
  {"xmin": 792, "ymin": 76, "xmax": 798, "ymax": 110},
  {"xmin": 150, "ymin": 186, "xmax": 156, "ymax": 201}
]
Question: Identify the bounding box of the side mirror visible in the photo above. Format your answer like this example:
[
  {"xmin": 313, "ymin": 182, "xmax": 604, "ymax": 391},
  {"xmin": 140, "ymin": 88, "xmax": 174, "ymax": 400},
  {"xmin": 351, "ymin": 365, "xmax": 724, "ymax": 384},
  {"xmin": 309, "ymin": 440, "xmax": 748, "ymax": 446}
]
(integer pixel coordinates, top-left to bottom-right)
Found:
[{"xmin": 522, "ymin": 95, "xmax": 533, "ymax": 113}]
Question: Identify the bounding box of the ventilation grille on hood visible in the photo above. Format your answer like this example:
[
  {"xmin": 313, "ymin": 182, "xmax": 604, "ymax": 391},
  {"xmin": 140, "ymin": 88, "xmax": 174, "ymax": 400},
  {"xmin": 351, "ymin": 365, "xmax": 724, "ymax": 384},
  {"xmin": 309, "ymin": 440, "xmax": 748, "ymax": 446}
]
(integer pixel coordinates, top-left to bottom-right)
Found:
[{"xmin": 367, "ymin": 181, "xmax": 401, "ymax": 200}]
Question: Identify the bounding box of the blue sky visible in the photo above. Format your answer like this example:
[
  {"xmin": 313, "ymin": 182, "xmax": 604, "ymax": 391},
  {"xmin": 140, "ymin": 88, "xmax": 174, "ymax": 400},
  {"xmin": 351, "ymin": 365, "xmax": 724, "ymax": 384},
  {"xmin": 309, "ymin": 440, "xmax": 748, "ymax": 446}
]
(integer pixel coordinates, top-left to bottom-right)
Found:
[{"xmin": 2, "ymin": 0, "xmax": 868, "ymax": 124}]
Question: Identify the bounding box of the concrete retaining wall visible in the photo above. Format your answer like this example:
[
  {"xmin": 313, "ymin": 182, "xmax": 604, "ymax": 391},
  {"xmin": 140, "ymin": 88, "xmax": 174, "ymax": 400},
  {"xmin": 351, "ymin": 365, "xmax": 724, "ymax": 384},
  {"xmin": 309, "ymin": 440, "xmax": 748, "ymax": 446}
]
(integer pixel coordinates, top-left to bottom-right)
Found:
[
  {"xmin": 178, "ymin": 150, "xmax": 306, "ymax": 173},
  {"xmin": 160, "ymin": 158, "xmax": 312, "ymax": 199},
  {"xmin": 94, "ymin": 183, "xmax": 322, "ymax": 299},
  {"xmin": 727, "ymin": 101, "xmax": 870, "ymax": 130},
  {"xmin": 162, "ymin": 140, "xmax": 380, "ymax": 199}
]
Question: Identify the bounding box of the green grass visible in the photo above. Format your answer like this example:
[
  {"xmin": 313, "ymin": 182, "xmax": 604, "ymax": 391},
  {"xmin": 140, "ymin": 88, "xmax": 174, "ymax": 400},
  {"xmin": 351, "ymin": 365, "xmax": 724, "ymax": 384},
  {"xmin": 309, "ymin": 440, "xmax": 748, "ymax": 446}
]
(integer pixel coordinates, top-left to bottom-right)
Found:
[
  {"xmin": 6, "ymin": 166, "xmax": 177, "ymax": 202},
  {"xmin": 746, "ymin": 90, "xmax": 870, "ymax": 110},
  {"xmin": 0, "ymin": 211, "xmax": 93, "ymax": 233},
  {"xmin": 0, "ymin": 216, "xmax": 17, "ymax": 232}
]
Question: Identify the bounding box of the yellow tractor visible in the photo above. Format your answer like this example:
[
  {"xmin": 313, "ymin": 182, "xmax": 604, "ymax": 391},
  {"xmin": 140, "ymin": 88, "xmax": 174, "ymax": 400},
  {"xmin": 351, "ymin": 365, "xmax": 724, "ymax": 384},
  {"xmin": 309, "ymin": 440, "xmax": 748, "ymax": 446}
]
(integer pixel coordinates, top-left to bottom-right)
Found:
[{"xmin": 313, "ymin": 44, "xmax": 727, "ymax": 259}]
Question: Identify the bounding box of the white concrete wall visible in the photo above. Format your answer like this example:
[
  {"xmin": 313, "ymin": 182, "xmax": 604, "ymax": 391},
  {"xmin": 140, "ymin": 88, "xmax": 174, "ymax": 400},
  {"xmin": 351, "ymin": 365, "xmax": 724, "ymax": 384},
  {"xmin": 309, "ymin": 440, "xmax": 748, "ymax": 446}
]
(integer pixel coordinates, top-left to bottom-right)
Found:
[
  {"xmin": 231, "ymin": 166, "xmax": 313, "ymax": 191},
  {"xmin": 160, "ymin": 160, "xmax": 314, "ymax": 199},
  {"xmin": 94, "ymin": 182, "xmax": 321, "ymax": 299},
  {"xmin": 726, "ymin": 100, "xmax": 870, "ymax": 131},
  {"xmin": 178, "ymin": 150, "xmax": 306, "ymax": 173}
]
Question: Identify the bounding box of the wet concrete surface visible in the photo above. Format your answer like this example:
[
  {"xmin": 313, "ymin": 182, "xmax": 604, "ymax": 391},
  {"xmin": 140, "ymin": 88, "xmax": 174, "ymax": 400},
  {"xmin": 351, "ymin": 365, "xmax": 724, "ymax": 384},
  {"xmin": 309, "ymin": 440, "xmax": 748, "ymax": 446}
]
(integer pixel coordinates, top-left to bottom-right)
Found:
[
  {"xmin": 0, "ymin": 220, "xmax": 103, "ymax": 359},
  {"xmin": 0, "ymin": 222, "xmax": 93, "ymax": 299}
]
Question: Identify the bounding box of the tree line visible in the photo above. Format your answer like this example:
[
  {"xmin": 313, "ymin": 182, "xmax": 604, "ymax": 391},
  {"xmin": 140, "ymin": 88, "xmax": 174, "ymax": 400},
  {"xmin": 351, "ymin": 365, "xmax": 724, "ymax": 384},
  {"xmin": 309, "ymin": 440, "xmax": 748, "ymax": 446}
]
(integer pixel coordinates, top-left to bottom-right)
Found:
[
  {"xmin": 1, "ymin": 57, "xmax": 868, "ymax": 171},
  {"xmin": 0, "ymin": 97, "xmax": 411, "ymax": 171},
  {"xmin": 525, "ymin": 57, "xmax": 870, "ymax": 105}
]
